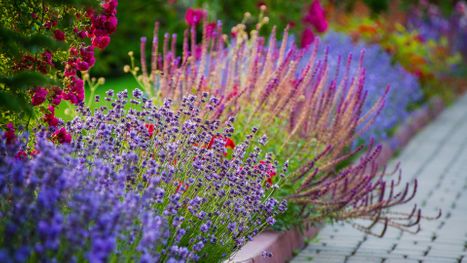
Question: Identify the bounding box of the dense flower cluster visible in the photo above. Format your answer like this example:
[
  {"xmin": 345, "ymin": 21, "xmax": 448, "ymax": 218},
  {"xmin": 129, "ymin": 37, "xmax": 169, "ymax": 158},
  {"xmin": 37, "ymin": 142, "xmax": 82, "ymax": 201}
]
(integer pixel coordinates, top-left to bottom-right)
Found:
[
  {"xmin": 131, "ymin": 17, "xmax": 430, "ymax": 235},
  {"xmin": 0, "ymin": 90, "xmax": 286, "ymax": 261}
]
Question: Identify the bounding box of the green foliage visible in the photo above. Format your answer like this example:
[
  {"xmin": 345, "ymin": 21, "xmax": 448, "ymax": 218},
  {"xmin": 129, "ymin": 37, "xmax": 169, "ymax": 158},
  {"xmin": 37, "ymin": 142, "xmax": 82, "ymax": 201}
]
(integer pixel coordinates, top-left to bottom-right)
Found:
[
  {"xmin": 93, "ymin": 0, "xmax": 309, "ymax": 77},
  {"xmin": 0, "ymin": 0, "xmax": 100, "ymax": 125}
]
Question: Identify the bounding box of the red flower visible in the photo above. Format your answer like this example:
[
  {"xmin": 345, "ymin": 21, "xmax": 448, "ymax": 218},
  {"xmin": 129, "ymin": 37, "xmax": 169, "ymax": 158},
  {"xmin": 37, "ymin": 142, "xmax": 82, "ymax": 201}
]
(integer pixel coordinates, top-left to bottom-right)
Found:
[
  {"xmin": 259, "ymin": 160, "xmax": 277, "ymax": 186},
  {"xmin": 4, "ymin": 123, "xmax": 16, "ymax": 145},
  {"xmin": 175, "ymin": 181, "xmax": 189, "ymax": 193},
  {"xmin": 15, "ymin": 150, "xmax": 28, "ymax": 160},
  {"xmin": 31, "ymin": 87, "xmax": 48, "ymax": 106},
  {"xmin": 301, "ymin": 28, "xmax": 315, "ymax": 48},
  {"xmin": 185, "ymin": 8, "xmax": 207, "ymax": 26},
  {"xmin": 53, "ymin": 29, "xmax": 65, "ymax": 41},
  {"xmin": 207, "ymin": 135, "xmax": 235, "ymax": 150},
  {"xmin": 92, "ymin": 35, "xmax": 111, "ymax": 49},
  {"xmin": 145, "ymin": 123, "xmax": 155, "ymax": 137},
  {"xmin": 53, "ymin": 127, "xmax": 72, "ymax": 144},
  {"xmin": 30, "ymin": 149, "xmax": 40, "ymax": 157}
]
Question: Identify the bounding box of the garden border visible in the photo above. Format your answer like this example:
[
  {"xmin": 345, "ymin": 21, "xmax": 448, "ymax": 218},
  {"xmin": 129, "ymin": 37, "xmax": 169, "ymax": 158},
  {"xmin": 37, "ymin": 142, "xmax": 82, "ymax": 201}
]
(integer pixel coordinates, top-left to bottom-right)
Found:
[{"xmin": 228, "ymin": 96, "xmax": 445, "ymax": 263}]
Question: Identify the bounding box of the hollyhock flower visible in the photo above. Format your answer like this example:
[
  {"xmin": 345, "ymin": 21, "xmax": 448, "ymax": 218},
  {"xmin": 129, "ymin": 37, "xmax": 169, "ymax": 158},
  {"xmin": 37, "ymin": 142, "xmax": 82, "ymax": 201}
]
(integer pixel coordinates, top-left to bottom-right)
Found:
[
  {"xmin": 185, "ymin": 8, "xmax": 207, "ymax": 26},
  {"xmin": 301, "ymin": 28, "xmax": 315, "ymax": 48},
  {"xmin": 303, "ymin": 0, "xmax": 328, "ymax": 33},
  {"xmin": 53, "ymin": 29, "xmax": 65, "ymax": 41},
  {"xmin": 31, "ymin": 87, "xmax": 48, "ymax": 106}
]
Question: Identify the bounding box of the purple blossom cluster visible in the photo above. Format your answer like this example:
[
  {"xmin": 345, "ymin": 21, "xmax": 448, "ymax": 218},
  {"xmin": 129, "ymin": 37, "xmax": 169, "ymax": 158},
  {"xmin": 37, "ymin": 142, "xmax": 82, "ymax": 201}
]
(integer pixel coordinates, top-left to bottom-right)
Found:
[
  {"xmin": 132, "ymin": 19, "xmax": 432, "ymax": 235},
  {"xmin": 0, "ymin": 90, "xmax": 286, "ymax": 261}
]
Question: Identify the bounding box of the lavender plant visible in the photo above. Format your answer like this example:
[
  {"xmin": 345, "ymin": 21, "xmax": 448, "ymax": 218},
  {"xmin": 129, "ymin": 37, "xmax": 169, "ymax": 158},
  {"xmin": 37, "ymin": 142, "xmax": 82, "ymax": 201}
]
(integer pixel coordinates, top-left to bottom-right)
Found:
[
  {"xmin": 0, "ymin": 89, "xmax": 286, "ymax": 261},
  {"xmin": 127, "ymin": 18, "xmax": 438, "ymax": 235}
]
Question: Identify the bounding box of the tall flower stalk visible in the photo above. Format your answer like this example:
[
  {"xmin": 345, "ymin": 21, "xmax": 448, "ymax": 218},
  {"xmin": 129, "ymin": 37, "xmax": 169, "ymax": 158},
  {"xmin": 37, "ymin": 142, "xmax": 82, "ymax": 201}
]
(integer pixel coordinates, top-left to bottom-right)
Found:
[{"xmin": 129, "ymin": 17, "xmax": 439, "ymax": 235}]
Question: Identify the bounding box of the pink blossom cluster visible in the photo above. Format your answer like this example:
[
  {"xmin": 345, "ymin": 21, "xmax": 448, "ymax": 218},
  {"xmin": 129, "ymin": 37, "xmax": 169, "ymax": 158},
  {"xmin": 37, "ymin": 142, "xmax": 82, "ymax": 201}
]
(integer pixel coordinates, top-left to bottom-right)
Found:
[
  {"xmin": 27, "ymin": 1, "xmax": 118, "ymax": 144},
  {"xmin": 185, "ymin": 8, "xmax": 207, "ymax": 26},
  {"xmin": 301, "ymin": 0, "xmax": 328, "ymax": 48}
]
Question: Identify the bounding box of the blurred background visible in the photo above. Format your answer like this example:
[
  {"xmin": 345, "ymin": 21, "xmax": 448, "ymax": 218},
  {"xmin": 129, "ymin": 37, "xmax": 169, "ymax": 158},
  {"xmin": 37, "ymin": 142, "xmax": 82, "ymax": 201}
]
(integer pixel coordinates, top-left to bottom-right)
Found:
[{"xmin": 94, "ymin": 0, "xmax": 466, "ymax": 79}]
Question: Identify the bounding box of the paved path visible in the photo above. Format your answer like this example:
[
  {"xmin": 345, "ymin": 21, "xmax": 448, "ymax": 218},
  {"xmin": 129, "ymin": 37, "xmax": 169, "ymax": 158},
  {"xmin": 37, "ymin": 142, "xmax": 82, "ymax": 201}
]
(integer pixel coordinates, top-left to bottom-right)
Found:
[{"xmin": 292, "ymin": 94, "xmax": 467, "ymax": 263}]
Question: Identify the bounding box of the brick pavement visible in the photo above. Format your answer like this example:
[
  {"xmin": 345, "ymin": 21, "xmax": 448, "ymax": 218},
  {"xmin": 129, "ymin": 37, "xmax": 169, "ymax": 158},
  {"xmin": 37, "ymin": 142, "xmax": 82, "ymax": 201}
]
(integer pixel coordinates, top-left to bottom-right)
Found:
[{"xmin": 292, "ymin": 94, "xmax": 467, "ymax": 263}]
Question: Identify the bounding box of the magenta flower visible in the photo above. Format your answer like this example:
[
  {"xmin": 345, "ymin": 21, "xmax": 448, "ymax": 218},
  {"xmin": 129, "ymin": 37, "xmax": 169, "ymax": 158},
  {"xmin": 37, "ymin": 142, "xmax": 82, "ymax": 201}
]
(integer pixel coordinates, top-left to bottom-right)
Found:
[
  {"xmin": 185, "ymin": 8, "xmax": 207, "ymax": 26},
  {"xmin": 92, "ymin": 35, "xmax": 111, "ymax": 49},
  {"xmin": 301, "ymin": 28, "xmax": 315, "ymax": 48},
  {"xmin": 76, "ymin": 61, "xmax": 90, "ymax": 71},
  {"xmin": 303, "ymin": 0, "xmax": 328, "ymax": 33},
  {"xmin": 53, "ymin": 127, "xmax": 72, "ymax": 144},
  {"xmin": 31, "ymin": 87, "xmax": 48, "ymax": 106},
  {"xmin": 53, "ymin": 29, "xmax": 65, "ymax": 41}
]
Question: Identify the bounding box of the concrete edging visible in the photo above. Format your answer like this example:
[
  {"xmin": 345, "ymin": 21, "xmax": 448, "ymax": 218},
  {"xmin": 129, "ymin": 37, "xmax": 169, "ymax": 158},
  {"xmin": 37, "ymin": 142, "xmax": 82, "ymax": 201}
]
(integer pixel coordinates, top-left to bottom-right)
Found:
[{"xmin": 229, "ymin": 97, "xmax": 445, "ymax": 263}]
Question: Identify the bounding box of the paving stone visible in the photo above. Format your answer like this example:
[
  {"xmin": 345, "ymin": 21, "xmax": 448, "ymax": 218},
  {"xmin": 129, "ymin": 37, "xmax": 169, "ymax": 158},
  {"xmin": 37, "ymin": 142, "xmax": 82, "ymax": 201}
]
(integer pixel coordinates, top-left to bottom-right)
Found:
[{"xmin": 291, "ymin": 94, "xmax": 467, "ymax": 263}]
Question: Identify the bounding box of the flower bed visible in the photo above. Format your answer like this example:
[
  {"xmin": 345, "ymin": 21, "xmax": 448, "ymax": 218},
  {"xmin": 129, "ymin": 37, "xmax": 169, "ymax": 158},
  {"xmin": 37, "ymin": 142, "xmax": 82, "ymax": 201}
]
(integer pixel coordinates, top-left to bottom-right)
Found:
[{"xmin": 229, "ymin": 96, "xmax": 445, "ymax": 263}]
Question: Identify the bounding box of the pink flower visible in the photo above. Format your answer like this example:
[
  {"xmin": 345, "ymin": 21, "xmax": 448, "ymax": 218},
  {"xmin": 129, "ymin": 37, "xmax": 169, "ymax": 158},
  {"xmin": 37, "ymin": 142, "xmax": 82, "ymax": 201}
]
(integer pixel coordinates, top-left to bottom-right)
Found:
[
  {"xmin": 44, "ymin": 106, "xmax": 59, "ymax": 127},
  {"xmin": 92, "ymin": 35, "xmax": 111, "ymax": 49},
  {"xmin": 31, "ymin": 87, "xmax": 48, "ymax": 106},
  {"xmin": 77, "ymin": 61, "xmax": 90, "ymax": 71},
  {"xmin": 301, "ymin": 28, "xmax": 315, "ymax": 48},
  {"xmin": 303, "ymin": 0, "xmax": 328, "ymax": 33},
  {"xmin": 51, "ymin": 88, "xmax": 63, "ymax": 105},
  {"xmin": 185, "ymin": 8, "xmax": 207, "ymax": 26},
  {"xmin": 206, "ymin": 22, "xmax": 217, "ymax": 38},
  {"xmin": 53, "ymin": 127, "xmax": 72, "ymax": 144},
  {"xmin": 53, "ymin": 29, "xmax": 65, "ymax": 41},
  {"xmin": 104, "ymin": 16, "xmax": 118, "ymax": 34},
  {"xmin": 42, "ymin": 50, "xmax": 53, "ymax": 65}
]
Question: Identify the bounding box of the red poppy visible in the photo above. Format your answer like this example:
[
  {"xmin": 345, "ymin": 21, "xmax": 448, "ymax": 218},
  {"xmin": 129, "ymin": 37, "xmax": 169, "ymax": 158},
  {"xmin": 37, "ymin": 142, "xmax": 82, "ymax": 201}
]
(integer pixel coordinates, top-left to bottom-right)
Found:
[
  {"xmin": 175, "ymin": 181, "xmax": 189, "ymax": 193},
  {"xmin": 145, "ymin": 123, "xmax": 155, "ymax": 137},
  {"xmin": 259, "ymin": 160, "xmax": 277, "ymax": 186},
  {"xmin": 207, "ymin": 135, "xmax": 235, "ymax": 150}
]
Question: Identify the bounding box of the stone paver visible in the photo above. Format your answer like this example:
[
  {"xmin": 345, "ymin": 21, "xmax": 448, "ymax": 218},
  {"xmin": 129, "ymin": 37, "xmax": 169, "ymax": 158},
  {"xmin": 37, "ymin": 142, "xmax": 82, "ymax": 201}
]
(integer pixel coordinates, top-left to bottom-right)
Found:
[{"xmin": 292, "ymin": 94, "xmax": 467, "ymax": 263}]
